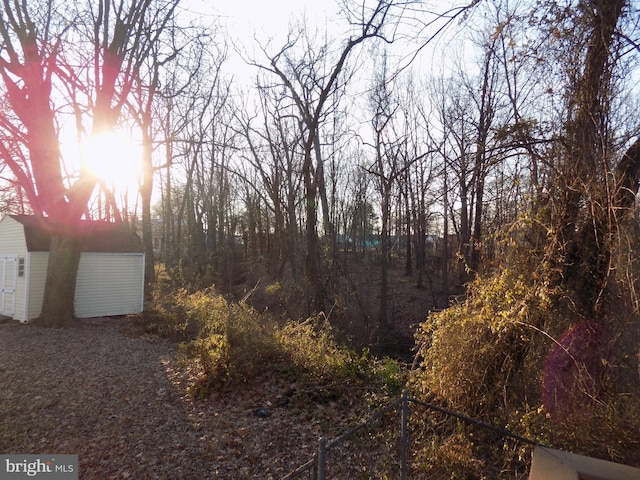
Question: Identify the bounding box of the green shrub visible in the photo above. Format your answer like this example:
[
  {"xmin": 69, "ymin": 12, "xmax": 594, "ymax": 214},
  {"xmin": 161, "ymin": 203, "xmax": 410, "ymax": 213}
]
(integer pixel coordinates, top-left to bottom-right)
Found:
[{"xmin": 377, "ymin": 356, "xmax": 404, "ymax": 396}]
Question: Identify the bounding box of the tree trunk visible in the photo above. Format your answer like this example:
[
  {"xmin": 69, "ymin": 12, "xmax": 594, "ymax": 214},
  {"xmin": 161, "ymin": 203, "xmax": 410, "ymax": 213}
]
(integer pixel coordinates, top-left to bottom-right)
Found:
[
  {"xmin": 314, "ymin": 129, "xmax": 333, "ymax": 241},
  {"xmin": 404, "ymin": 171, "xmax": 413, "ymax": 277},
  {"xmin": 140, "ymin": 122, "xmax": 156, "ymax": 286},
  {"xmin": 555, "ymin": 0, "xmax": 626, "ymax": 316},
  {"xmin": 470, "ymin": 170, "xmax": 485, "ymax": 273},
  {"xmin": 378, "ymin": 180, "xmax": 391, "ymax": 331},
  {"xmin": 405, "ymin": 212, "xmax": 413, "ymax": 277},
  {"xmin": 303, "ymin": 145, "xmax": 323, "ymax": 312},
  {"xmin": 442, "ymin": 163, "xmax": 450, "ymax": 298},
  {"xmin": 36, "ymin": 233, "xmax": 81, "ymax": 328},
  {"xmin": 141, "ymin": 188, "xmax": 155, "ymax": 286},
  {"xmin": 459, "ymin": 182, "xmax": 470, "ymax": 283}
]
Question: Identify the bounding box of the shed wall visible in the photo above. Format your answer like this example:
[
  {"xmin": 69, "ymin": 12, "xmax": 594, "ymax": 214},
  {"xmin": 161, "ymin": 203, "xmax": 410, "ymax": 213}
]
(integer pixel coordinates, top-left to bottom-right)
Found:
[
  {"xmin": 26, "ymin": 252, "xmax": 48, "ymax": 321},
  {"xmin": 0, "ymin": 217, "xmax": 29, "ymax": 321},
  {"xmin": 14, "ymin": 260, "xmax": 26, "ymax": 321},
  {"xmin": 74, "ymin": 253, "xmax": 145, "ymax": 318},
  {"xmin": 0, "ymin": 217, "xmax": 28, "ymax": 253}
]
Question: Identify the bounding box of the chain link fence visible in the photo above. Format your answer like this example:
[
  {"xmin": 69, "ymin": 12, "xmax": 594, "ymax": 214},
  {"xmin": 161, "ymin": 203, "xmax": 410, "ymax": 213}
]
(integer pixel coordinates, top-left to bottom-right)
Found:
[{"xmin": 281, "ymin": 390, "xmax": 542, "ymax": 480}]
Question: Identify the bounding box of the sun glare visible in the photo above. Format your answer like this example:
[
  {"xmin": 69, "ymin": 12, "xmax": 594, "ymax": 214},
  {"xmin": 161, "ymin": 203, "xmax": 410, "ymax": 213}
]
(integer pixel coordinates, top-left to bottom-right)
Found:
[{"xmin": 79, "ymin": 131, "xmax": 143, "ymax": 193}]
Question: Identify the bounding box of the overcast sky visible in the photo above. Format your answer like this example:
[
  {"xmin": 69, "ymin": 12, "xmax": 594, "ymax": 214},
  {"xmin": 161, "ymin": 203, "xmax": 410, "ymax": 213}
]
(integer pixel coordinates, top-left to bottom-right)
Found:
[
  {"xmin": 178, "ymin": 0, "xmax": 475, "ymax": 93},
  {"xmin": 173, "ymin": 0, "xmax": 348, "ymax": 89},
  {"xmin": 182, "ymin": 0, "xmax": 341, "ymax": 40}
]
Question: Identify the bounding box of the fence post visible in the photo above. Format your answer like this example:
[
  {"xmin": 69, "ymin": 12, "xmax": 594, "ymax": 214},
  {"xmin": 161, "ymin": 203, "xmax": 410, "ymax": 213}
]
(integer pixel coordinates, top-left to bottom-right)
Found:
[
  {"xmin": 317, "ymin": 436, "xmax": 327, "ymax": 480},
  {"xmin": 401, "ymin": 389, "xmax": 409, "ymax": 480}
]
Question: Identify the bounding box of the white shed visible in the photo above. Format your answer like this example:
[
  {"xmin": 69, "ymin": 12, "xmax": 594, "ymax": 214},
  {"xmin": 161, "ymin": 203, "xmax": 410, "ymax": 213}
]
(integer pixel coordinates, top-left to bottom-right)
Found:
[{"xmin": 0, "ymin": 214, "xmax": 145, "ymax": 322}]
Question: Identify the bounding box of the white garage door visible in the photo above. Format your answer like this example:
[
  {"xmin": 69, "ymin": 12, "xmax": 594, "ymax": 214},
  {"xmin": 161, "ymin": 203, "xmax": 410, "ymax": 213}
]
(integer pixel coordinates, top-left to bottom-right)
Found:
[{"xmin": 0, "ymin": 256, "xmax": 17, "ymax": 317}]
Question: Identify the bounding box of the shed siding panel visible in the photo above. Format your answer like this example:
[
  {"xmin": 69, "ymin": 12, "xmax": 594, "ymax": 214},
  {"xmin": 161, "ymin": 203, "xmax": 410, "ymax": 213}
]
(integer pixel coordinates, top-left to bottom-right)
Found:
[
  {"xmin": 27, "ymin": 253, "xmax": 49, "ymax": 320},
  {"xmin": 74, "ymin": 253, "xmax": 144, "ymax": 318},
  {"xmin": 0, "ymin": 217, "xmax": 28, "ymax": 321},
  {"xmin": 14, "ymin": 275, "xmax": 26, "ymax": 321},
  {"xmin": 0, "ymin": 217, "xmax": 28, "ymax": 254}
]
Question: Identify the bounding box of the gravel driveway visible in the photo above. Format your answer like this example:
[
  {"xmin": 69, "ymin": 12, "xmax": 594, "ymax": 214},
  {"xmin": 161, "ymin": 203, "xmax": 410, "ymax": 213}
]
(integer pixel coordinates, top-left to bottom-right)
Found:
[{"xmin": 0, "ymin": 318, "xmax": 321, "ymax": 479}]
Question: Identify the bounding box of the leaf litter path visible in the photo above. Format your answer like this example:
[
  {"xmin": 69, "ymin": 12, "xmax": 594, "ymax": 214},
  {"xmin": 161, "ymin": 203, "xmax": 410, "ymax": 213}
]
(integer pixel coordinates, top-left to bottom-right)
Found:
[{"xmin": 0, "ymin": 318, "xmax": 330, "ymax": 479}]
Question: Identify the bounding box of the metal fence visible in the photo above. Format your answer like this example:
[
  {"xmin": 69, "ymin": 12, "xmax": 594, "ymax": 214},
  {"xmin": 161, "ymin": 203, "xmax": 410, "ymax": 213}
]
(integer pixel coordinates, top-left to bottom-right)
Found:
[{"xmin": 281, "ymin": 390, "xmax": 542, "ymax": 480}]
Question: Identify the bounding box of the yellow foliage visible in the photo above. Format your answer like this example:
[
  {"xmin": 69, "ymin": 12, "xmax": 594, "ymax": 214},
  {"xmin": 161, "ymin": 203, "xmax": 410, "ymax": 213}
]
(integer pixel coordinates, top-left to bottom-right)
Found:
[
  {"xmin": 412, "ymin": 266, "xmax": 560, "ymax": 416},
  {"xmin": 177, "ymin": 290, "xmax": 371, "ymax": 397}
]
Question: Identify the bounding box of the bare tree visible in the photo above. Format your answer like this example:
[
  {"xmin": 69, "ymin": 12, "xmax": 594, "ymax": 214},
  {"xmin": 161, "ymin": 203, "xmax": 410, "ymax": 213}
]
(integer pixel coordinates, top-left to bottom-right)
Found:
[
  {"xmin": 126, "ymin": 6, "xmax": 205, "ymax": 285},
  {"xmin": 249, "ymin": 0, "xmax": 402, "ymax": 311},
  {"xmin": 237, "ymin": 84, "xmax": 304, "ymax": 277},
  {"xmin": 0, "ymin": 0, "xmax": 179, "ymax": 326},
  {"xmin": 366, "ymin": 53, "xmax": 434, "ymax": 330}
]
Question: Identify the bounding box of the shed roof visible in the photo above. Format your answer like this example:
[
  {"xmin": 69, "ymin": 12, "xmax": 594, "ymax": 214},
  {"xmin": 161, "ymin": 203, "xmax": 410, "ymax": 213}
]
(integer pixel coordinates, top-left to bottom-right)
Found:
[{"xmin": 8, "ymin": 215, "xmax": 143, "ymax": 253}]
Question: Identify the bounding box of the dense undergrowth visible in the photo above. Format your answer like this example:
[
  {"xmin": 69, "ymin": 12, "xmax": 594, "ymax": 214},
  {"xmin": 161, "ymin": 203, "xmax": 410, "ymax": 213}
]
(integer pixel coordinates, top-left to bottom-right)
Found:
[
  {"xmin": 134, "ymin": 230, "xmax": 640, "ymax": 479},
  {"xmin": 409, "ymin": 218, "xmax": 640, "ymax": 477},
  {"xmin": 134, "ymin": 269, "xmax": 404, "ymax": 404}
]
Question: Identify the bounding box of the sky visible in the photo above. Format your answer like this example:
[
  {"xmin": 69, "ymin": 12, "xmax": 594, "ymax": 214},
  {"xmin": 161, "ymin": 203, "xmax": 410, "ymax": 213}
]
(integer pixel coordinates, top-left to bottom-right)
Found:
[
  {"xmin": 178, "ymin": 0, "xmax": 476, "ymax": 87},
  {"xmin": 178, "ymin": 0, "xmax": 352, "ymax": 87},
  {"xmin": 185, "ymin": 0, "xmax": 340, "ymax": 38}
]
